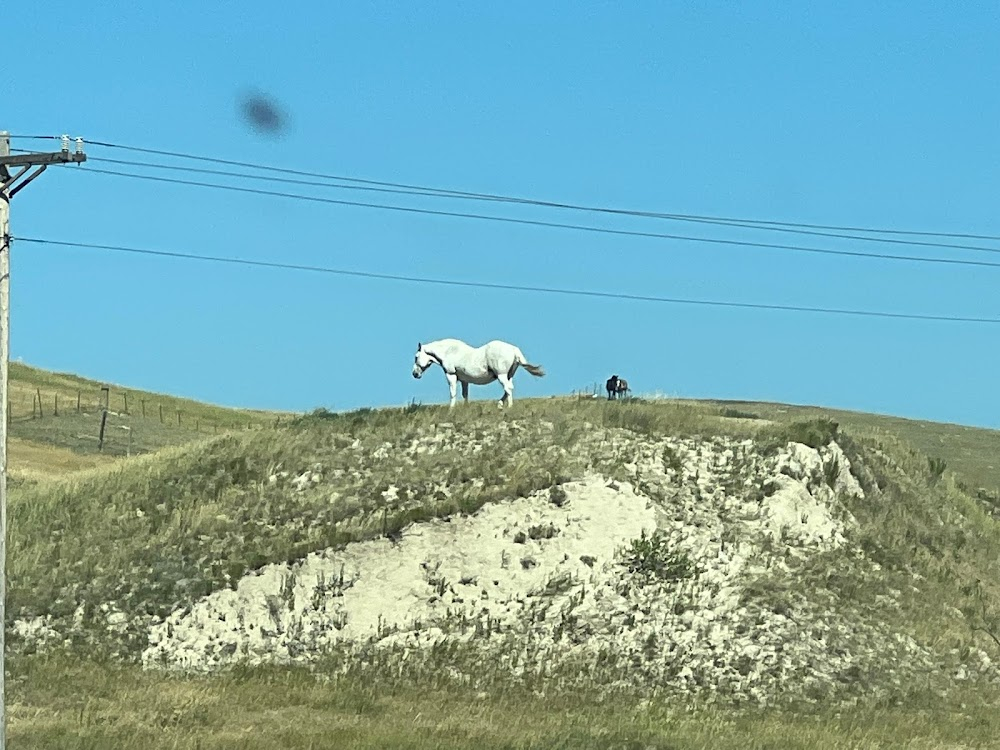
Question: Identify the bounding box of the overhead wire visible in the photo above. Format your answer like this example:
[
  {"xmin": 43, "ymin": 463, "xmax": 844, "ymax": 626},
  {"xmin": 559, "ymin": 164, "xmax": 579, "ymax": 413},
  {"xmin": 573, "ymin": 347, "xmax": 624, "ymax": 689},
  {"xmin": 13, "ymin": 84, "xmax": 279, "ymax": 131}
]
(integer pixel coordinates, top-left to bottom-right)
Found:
[
  {"xmin": 15, "ymin": 236, "xmax": 1000, "ymax": 325},
  {"xmin": 65, "ymin": 164, "xmax": 1000, "ymax": 270},
  {"xmin": 82, "ymin": 155, "xmax": 1000, "ymax": 255},
  {"xmin": 87, "ymin": 156, "xmax": 493, "ymax": 201},
  {"xmin": 16, "ymin": 136, "xmax": 1000, "ymax": 327},
  {"xmin": 82, "ymin": 138, "xmax": 1000, "ymax": 243}
]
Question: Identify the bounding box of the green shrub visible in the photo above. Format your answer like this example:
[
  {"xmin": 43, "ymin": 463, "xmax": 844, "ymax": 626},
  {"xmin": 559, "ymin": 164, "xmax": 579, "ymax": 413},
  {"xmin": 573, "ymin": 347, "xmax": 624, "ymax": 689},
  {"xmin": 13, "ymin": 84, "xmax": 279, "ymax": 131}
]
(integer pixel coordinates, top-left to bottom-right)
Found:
[
  {"xmin": 621, "ymin": 529, "xmax": 695, "ymax": 582},
  {"xmin": 720, "ymin": 407, "xmax": 761, "ymax": 420},
  {"xmin": 928, "ymin": 457, "xmax": 947, "ymax": 485},
  {"xmin": 783, "ymin": 418, "xmax": 839, "ymax": 449}
]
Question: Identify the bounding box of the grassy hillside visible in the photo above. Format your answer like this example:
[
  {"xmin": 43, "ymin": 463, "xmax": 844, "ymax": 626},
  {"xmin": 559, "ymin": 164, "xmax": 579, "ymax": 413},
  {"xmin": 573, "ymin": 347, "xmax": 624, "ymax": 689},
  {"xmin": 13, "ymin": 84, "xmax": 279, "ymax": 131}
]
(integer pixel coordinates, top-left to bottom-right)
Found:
[
  {"xmin": 6, "ymin": 374, "xmax": 1000, "ymax": 747},
  {"xmin": 7, "ymin": 362, "xmax": 296, "ymax": 482},
  {"xmin": 9, "ymin": 362, "xmax": 284, "ymax": 423},
  {"xmin": 7, "ymin": 365, "xmax": 1000, "ymax": 748}
]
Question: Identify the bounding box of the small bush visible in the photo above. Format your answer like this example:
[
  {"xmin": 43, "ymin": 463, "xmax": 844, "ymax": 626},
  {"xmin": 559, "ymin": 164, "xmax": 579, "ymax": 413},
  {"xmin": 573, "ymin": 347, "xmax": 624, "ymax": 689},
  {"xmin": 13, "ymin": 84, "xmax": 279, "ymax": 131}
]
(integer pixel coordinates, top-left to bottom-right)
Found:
[
  {"xmin": 784, "ymin": 418, "xmax": 839, "ymax": 449},
  {"xmin": 928, "ymin": 456, "xmax": 947, "ymax": 485},
  {"xmin": 621, "ymin": 529, "xmax": 695, "ymax": 582},
  {"xmin": 528, "ymin": 523, "xmax": 559, "ymax": 540},
  {"xmin": 661, "ymin": 445, "xmax": 683, "ymax": 474},
  {"xmin": 823, "ymin": 456, "xmax": 841, "ymax": 489},
  {"xmin": 549, "ymin": 485, "xmax": 569, "ymax": 507},
  {"xmin": 720, "ymin": 407, "xmax": 761, "ymax": 420}
]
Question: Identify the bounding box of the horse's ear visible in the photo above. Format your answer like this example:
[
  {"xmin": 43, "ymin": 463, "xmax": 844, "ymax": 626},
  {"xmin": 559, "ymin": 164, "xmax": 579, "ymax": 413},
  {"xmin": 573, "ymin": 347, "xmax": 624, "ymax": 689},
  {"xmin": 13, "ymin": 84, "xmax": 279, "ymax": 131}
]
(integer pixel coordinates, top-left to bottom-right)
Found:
[{"xmin": 417, "ymin": 342, "xmax": 422, "ymax": 350}]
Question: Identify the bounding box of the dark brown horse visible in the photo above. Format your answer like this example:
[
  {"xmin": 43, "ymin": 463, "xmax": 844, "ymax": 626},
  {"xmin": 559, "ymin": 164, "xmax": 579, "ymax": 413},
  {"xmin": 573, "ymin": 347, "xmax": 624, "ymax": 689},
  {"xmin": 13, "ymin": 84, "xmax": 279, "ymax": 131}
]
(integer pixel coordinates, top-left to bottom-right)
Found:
[
  {"xmin": 606, "ymin": 375, "xmax": 619, "ymax": 400},
  {"xmin": 606, "ymin": 375, "xmax": 630, "ymax": 400}
]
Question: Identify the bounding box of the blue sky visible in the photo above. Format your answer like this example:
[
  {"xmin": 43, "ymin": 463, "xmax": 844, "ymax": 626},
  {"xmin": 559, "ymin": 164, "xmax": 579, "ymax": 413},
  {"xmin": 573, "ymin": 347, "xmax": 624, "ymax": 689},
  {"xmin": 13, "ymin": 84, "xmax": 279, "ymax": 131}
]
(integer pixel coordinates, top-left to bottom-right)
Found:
[{"xmin": 5, "ymin": 2, "xmax": 1000, "ymax": 427}]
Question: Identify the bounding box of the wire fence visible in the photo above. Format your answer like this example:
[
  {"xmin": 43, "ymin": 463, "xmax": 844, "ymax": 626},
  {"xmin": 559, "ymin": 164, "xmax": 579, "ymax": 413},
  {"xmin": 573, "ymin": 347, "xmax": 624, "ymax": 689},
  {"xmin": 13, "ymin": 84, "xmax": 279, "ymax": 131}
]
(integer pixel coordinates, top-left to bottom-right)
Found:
[
  {"xmin": 8, "ymin": 385, "xmax": 284, "ymax": 458},
  {"xmin": 10, "ymin": 387, "xmax": 273, "ymax": 428}
]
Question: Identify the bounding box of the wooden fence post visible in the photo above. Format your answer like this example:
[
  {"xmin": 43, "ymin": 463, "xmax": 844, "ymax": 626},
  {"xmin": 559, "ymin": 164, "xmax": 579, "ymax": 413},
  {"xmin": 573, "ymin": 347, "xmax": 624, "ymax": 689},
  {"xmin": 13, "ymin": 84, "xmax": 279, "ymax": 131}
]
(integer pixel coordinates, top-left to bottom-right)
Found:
[
  {"xmin": 141, "ymin": 399, "xmax": 146, "ymax": 418},
  {"xmin": 77, "ymin": 390, "xmax": 81, "ymax": 412},
  {"xmin": 123, "ymin": 392, "xmax": 129, "ymax": 414},
  {"xmin": 159, "ymin": 404, "xmax": 164, "ymax": 423},
  {"xmin": 36, "ymin": 388, "xmax": 42, "ymax": 417},
  {"xmin": 98, "ymin": 409, "xmax": 108, "ymax": 452},
  {"xmin": 54, "ymin": 394, "xmax": 58, "ymax": 417},
  {"xmin": 176, "ymin": 409, "xmax": 181, "ymax": 426}
]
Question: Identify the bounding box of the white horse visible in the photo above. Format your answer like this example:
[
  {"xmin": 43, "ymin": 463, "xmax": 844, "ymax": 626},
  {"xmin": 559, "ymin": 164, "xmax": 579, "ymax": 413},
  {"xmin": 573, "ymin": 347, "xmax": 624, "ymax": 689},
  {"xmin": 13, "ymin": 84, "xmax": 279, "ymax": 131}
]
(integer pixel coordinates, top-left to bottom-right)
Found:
[{"xmin": 411, "ymin": 338, "xmax": 545, "ymax": 408}]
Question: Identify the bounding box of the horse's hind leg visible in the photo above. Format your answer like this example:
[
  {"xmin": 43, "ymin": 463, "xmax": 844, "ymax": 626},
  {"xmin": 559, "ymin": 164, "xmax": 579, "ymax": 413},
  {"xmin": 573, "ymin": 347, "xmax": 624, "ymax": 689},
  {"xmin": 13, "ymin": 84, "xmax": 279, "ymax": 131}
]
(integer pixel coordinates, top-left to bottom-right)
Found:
[
  {"xmin": 497, "ymin": 373, "xmax": 513, "ymax": 408},
  {"xmin": 461, "ymin": 380, "xmax": 469, "ymax": 403}
]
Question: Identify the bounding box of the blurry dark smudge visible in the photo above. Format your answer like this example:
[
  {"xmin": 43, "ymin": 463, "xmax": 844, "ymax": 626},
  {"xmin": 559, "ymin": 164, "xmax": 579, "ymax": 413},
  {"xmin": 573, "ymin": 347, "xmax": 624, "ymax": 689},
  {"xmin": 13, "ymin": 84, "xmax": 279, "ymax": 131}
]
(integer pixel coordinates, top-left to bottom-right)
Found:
[{"xmin": 238, "ymin": 91, "xmax": 288, "ymax": 136}]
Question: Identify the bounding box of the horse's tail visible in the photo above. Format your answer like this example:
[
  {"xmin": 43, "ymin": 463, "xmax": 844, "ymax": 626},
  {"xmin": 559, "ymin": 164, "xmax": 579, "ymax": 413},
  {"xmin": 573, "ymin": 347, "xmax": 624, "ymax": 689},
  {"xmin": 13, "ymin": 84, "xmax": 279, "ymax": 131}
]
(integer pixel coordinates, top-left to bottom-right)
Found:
[{"xmin": 517, "ymin": 349, "xmax": 545, "ymax": 377}]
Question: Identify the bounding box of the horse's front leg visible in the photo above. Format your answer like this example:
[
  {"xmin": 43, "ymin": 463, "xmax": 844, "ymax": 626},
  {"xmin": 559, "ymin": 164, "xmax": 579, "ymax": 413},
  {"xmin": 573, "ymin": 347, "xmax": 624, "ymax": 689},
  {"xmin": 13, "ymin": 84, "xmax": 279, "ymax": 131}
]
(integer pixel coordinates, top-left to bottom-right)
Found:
[{"xmin": 446, "ymin": 372, "xmax": 458, "ymax": 408}]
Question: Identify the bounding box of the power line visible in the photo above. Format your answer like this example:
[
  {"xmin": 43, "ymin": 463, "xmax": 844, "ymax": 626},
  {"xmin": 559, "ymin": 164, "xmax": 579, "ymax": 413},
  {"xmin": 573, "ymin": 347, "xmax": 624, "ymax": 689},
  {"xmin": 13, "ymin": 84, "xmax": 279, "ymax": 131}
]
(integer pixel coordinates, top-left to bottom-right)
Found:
[
  {"xmin": 642, "ymin": 215, "xmax": 1000, "ymax": 254},
  {"xmin": 15, "ymin": 236, "xmax": 1000, "ymax": 326},
  {"xmin": 87, "ymin": 156, "xmax": 479, "ymax": 201},
  {"xmin": 83, "ymin": 138, "xmax": 1000, "ymax": 243},
  {"xmin": 85, "ymin": 140, "xmax": 517, "ymax": 202},
  {"xmin": 65, "ymin": 165, "xmax": 1000, "ymax": 271},
  {"xmin": 83, "ymin": 155, "xmax": 1000, "ymax": 255},
  {"xmin": 646, "ymin": 214, "xmax": 1000, "ymax": 243}
]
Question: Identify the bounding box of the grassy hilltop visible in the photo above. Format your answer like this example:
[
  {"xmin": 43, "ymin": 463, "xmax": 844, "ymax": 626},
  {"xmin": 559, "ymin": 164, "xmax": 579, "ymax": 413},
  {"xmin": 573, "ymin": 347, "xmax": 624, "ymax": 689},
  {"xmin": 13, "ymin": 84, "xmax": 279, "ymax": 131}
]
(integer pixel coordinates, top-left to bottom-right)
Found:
[{"xmin": 5, "ymin": 366, "xmax": 1000, "ymax": 749}]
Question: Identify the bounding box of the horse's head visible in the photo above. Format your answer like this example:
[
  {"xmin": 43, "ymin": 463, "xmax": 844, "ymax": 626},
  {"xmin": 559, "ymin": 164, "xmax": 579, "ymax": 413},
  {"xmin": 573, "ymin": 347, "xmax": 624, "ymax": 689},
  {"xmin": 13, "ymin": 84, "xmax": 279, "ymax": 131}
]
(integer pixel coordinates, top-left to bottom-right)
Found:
[{"xmin": 412, "ymin": 342, "xmax": 435, "ymax": 379}]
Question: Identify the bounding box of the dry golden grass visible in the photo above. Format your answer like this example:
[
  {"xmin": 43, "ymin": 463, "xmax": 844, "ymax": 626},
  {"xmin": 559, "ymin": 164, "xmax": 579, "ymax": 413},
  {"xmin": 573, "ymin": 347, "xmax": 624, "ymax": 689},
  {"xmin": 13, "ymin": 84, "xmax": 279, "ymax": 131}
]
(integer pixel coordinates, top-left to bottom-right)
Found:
[
  {"xmin": 8, "ymin": 654, "xmax": 1000, "ymax": 749},
  {"xmin": 8, "ymin": 437, "xmax": 117, "ymax": 479}
]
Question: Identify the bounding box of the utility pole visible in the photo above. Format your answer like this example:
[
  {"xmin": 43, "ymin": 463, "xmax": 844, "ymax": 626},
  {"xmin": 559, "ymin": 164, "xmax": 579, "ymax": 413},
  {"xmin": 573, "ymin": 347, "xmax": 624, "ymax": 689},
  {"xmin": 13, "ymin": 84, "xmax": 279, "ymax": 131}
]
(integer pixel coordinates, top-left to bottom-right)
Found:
[{"xmin": 0, "ymin": 131, "xmax": 86, "ymax": 750}]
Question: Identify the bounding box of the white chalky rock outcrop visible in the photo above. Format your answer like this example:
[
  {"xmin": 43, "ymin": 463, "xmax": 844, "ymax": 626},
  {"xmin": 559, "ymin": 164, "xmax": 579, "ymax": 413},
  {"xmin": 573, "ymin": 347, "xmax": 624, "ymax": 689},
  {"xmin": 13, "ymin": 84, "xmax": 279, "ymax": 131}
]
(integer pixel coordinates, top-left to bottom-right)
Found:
[
  {"xmin": 138, "ymin": 434, "xmax": 929, "ymax": 706},
  {"xmin": 143, "ymin": 473, "xmax": 659, "ymax": 669}
]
